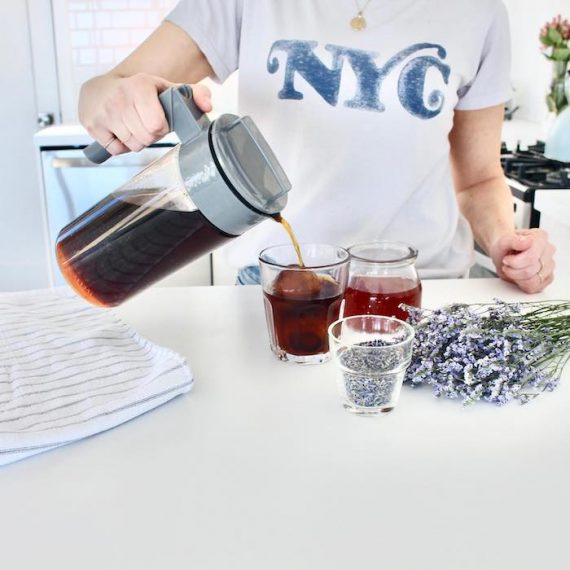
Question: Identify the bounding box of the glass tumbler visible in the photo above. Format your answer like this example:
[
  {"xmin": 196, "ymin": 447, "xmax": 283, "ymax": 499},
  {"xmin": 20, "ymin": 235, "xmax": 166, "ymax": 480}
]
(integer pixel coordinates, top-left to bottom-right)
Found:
[
  {"xmin": 343, "ymin": 241, "xmax": 422, "ymax": 321},
  {"xmin": 328, "ymin": 315, "xmax": 415, "ymax": 415},
  {"xmin": 259, "ymin": 243, "xmax": 350, "ymax": 364}
]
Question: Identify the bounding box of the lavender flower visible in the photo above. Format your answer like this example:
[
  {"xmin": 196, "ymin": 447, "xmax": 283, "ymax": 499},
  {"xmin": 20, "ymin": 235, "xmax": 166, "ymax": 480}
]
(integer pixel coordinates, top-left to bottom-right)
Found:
[{"xmin": 403, "ymin": 299, "xmax": 570, "ymax": 406}]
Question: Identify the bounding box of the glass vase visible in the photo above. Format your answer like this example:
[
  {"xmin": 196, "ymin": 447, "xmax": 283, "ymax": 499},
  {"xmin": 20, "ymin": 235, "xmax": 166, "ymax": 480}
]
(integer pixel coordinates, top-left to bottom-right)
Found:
[{"xmin": 548, "ymin": 60, "xmax": 569, "ymax": 115}]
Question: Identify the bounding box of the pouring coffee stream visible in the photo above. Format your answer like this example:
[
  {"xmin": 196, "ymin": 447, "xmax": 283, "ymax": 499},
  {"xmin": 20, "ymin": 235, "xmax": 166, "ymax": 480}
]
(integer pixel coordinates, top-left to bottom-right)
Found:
[{"xmin": 271, "ymin": 213, "xmax": 305, "ymax": 267}]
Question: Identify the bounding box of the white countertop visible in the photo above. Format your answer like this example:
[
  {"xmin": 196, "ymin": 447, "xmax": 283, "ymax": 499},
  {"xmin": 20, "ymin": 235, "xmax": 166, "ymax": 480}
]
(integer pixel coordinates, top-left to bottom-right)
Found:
[{"xmin": 0, "ymin": 278, "xmax": 569, "ymax": 569}]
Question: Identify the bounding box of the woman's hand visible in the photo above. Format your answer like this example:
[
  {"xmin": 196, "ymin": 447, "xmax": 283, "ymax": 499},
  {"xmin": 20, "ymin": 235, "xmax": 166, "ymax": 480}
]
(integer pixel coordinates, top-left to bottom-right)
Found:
[
  {"xmin": 489, "ymin": 228, "xmax": 556, "ymax": 293},
  {"xmin": 79, "ymin": 72, "xmax": 213, "ymax": 156},
  {"xmin": 450, "ymin": 105, "xmax": 557, "ymax": 294},
  {"xmin": 78, "ymin": 20, "xmax": 215, "ymax": 156}
]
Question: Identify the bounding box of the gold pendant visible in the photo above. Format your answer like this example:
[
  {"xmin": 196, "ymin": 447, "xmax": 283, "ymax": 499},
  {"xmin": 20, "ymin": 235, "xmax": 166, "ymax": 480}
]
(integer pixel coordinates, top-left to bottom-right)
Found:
[{"xmin": 350, "ymin": 13, "xmax": 367, "ymax": 31}]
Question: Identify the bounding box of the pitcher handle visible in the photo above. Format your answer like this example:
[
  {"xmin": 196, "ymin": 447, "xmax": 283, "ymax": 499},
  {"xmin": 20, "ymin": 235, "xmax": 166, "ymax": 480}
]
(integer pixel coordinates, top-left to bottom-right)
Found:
[{"xmin": 83, "ymin": 84, "xmax": 209, "ymax": 164}]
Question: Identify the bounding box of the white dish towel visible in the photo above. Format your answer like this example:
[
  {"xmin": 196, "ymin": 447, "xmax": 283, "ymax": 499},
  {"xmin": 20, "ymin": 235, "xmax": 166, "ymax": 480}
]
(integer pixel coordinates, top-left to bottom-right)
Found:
[{"xmin": 0, "ymin": 288, "xmax": 193, "ymax": 466}]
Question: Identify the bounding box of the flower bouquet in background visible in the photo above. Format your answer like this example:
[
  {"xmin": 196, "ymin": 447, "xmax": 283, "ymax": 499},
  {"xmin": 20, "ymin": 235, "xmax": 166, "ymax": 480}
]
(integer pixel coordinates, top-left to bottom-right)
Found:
[
  {"xmin": 539, "ymin": 14, "xmax": 570, "ymax": 114},
  {"xmin": 404, "ymin": 300, "xmax": 570, "ymax": 406}
]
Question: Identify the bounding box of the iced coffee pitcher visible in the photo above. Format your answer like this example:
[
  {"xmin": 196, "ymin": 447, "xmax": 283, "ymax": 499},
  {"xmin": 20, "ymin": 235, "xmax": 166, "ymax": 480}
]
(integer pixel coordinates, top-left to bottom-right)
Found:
[{"xmin": 56, "ymin": 85, "xmax": 291, "ymax": 307}]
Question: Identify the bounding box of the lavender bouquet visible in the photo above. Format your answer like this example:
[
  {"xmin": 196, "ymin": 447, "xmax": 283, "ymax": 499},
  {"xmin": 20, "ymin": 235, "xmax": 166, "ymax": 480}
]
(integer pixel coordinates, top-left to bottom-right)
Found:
[{"xmin": 404, "ymin": 300, "xmax": 570, "ymax": 406}]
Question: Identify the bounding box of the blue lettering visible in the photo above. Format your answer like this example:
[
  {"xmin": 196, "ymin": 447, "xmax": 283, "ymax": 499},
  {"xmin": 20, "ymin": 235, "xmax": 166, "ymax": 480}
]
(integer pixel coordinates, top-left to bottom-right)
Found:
[
  {"xmin": 341, "ymin": 43, "xmax": 448, "ymax": 113},
  {"xmin": 398, "ymin": 55, "xmax": 451, "ymax": 119},
  {"xmin": 267, "ymin": 40, "xmax": 451, "ymax": 119},
  {"xmin": 327, "ymin": 46, "xmax": 385, "ymax": 111},
  {"xmin": 267, "ymin": 40, "xmax": 344, "ymax": 105}
]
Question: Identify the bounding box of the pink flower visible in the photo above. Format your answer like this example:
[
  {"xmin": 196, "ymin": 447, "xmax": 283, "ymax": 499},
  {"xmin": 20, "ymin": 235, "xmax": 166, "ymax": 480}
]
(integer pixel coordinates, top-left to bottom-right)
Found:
[{"xmin": 539, "ymin": 14, "xmax": 570, "ymax": 45}]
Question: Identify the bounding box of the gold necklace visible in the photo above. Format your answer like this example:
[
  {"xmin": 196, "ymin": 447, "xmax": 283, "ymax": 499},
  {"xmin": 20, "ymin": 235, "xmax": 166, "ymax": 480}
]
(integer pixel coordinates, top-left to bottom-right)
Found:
[{"xmin": 350, "ymin": 0, "xmax": 373, "ymax": 31}]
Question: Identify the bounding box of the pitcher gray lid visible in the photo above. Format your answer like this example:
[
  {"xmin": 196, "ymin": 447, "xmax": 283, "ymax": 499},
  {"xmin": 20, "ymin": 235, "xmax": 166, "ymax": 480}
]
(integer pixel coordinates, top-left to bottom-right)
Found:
[{"xmin": 210, "ymin": 114, "xmax": 291, "ymax": 215}]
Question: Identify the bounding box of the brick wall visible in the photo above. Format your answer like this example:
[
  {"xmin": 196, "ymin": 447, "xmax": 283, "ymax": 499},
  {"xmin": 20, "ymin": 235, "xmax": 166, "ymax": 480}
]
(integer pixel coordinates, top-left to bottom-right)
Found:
[
  {"xmin": 54, "ymin": 0, "xmax": 237, "ymax": 122},
  {"xmin": 67, "ymin": 0, "xmax": 177, "ymax": 76}
]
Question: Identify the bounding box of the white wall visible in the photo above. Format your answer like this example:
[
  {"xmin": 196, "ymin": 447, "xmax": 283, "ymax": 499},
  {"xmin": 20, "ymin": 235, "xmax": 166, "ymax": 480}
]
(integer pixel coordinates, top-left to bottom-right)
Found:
[
  {"xmin": 503, "ymin": 0, "xmax": 570, "ymax": 124},
  {"xmin": 0, "ymin": 2, "xmax": 49, "ymax": 291},
  {"xmin": 51, "ymin": 0, "xmax": 238, "ymax": 122},
  {"xmin": 53, "ymin": 0, "xmax": 178, "ymax": 122}
]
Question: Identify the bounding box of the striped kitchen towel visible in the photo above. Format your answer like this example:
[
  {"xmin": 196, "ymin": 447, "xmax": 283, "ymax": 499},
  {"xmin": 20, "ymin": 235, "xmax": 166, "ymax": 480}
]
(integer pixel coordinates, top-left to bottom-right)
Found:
[{"xmin": 0, "ymin": 288, "xmax": 193, "ymax": 466}]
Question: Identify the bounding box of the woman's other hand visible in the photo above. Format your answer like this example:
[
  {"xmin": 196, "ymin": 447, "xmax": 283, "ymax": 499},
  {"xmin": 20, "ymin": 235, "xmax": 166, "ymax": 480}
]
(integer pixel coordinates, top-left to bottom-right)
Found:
[{"xmin": 489, "ymin": 228, "xmax": 556, "ymax": 293}]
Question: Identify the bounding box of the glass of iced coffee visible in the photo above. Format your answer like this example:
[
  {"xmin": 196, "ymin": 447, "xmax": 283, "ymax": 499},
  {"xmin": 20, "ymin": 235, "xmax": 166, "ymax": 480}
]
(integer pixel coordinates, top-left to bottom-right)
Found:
[{"xmin": 259, "ymin": 244, "xmax": 350, "ymax": 364}]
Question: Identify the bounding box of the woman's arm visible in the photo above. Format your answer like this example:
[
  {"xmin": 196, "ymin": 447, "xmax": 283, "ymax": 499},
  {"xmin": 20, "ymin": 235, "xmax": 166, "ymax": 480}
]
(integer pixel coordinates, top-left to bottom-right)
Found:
[
  {"xmin": 79, "ymin": 21, "xmax": 214, "ymax": 156},
  {"xmin": 449, "ymin": 104, "xmax": 556, "ymax": 293}
]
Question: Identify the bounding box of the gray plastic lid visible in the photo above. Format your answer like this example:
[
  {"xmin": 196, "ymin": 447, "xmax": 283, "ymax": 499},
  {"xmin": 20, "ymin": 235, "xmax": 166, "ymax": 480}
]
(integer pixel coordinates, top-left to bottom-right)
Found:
[{"xmin": 211, "ymin": 114, "xmax": 291, "ymax": 215}]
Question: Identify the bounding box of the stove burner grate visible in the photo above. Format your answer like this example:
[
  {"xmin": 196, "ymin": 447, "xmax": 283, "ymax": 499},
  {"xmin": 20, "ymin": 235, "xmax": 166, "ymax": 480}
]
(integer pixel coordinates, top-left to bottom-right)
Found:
[{"xmin": 501, "ymin": 141, "xmax": 570, "ymax": 189}]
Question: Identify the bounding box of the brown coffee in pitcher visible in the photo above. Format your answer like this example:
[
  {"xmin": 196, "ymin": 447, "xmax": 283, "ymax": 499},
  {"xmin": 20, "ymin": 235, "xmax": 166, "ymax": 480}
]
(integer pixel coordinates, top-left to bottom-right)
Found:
[{"xmin": 57, "ymin": 188, "xmax": 234, "ymax": 307}]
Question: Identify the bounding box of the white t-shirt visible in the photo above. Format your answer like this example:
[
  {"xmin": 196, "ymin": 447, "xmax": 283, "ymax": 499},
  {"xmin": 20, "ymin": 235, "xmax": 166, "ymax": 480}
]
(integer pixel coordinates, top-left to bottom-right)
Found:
[{"xmin": 167, "ymin": 0, "xmax": 511, "ymax": 278}]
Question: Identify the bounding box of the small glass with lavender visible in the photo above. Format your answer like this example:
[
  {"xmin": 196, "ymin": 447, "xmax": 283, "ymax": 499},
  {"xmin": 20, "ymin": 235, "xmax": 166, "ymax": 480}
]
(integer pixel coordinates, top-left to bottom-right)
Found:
[{"xmin": 328, "ymin": 315, "xmax": 415, "ymax": 415}]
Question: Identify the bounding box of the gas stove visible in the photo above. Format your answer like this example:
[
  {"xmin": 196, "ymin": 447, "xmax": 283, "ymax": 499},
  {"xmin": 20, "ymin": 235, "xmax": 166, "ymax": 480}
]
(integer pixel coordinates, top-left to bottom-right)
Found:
[
  {"xmin": 502, "ymin": 142, "xmax": 570, "ymax": 189},
  {"xmin": 500, "ymin": 141, "xmax": 570, "ymax": 228}
]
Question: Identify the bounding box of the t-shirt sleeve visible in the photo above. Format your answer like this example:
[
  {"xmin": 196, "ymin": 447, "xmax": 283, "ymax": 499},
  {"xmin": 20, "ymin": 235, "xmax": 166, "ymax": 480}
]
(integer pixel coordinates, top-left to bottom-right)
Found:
[
  {"xmin": 455, "ymin": 1, "xmax": 512, "ymax": 110},
  {"xmin": 165, "ymin": 0, "xmax": 243, "ymax": 83}
]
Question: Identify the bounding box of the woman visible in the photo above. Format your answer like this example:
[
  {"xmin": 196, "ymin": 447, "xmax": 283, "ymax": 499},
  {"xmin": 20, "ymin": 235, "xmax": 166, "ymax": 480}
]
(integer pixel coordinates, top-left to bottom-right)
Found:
[{"xmin": 78, "ymin": 0, "xmax": 555, "ymax": 293}]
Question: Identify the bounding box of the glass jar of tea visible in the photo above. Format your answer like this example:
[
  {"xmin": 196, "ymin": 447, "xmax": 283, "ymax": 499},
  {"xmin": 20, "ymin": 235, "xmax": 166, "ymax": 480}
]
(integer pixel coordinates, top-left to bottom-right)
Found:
[{"xmin": 343, "ymin": 241, "xmax": 422, "ymax": 321}]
